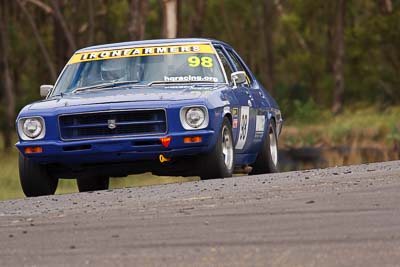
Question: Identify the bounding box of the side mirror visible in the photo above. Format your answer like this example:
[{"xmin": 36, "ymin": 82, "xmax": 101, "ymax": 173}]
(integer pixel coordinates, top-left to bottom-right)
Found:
[
  {"xmin": 40, "ymin": 85, "xmax": 53, "ymax": 97},
  {"xmin": 231, "ymin": 71, "xmax": 247, "ymax": 89}
]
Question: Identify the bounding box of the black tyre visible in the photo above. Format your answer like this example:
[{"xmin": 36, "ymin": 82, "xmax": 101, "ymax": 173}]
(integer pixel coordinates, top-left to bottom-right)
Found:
[
  {"xmin": 77, "ymin": 176, "xmax": 109, "ymax": 192},
  {"xmin": 251, "ymin": 121, "xmax": 279, "ymax": 174},
  {"xmin": 19, "ymin": 153, "xmax": 58, "ymax": 197},
  {"xmin": 200, "ymin": 117, "xmax": 234, "ymax": 179}
]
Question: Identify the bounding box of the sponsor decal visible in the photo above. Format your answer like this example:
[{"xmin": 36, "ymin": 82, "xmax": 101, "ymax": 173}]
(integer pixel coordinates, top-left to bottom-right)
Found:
[
  {"xmin": 256, "ymin": 115, "xmax": 265, "ymax": 132},
  {"xmin": 233, "ymin": 118, "xmax": 238, "ymax": 129},
  {"xmin": 232, "ymin": 108, "xmax": 239, "ymax": 117},
  {"xmin": 254, "ymin": 115, "xmax": 266, "ymax": 141},
  {"xmin": 68, "ymin": 44, "xmax": 215, "ymax": 65},
  {"xmin": 164, "ymin": 75, "xmax": 218, "ymax": 83},
  {"xmin": 235, "ymin": 106, "xmax": 249, "ymax": 150}
]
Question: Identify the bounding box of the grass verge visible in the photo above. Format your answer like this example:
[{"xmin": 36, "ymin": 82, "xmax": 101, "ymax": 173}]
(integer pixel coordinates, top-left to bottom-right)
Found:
[{"xmin": 281, "ymin": 106, "xmax": 400, "ymax": 148}]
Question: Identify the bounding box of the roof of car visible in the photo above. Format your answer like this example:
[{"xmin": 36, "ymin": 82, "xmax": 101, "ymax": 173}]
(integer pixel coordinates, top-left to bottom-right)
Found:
[{"xmin": 77, "ymin": 38, "xmax": 231, "ymax": 52}]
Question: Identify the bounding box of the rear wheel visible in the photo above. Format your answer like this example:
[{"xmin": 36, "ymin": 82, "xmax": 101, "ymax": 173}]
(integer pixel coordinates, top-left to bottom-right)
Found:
[
  {"xmin": 77, "ymin": 176, "xmax": 109, "ymax": 192},
  {"xmin": 19, "ymin": 153, "xmax": 58, "ymax": 197},
  {"xmin": 200, "ymin": 117, "xmax": 234, "ymax": 179},
  {"xmin": 251, "ymin": 121, "xmax": 279, "ymax": 174}
]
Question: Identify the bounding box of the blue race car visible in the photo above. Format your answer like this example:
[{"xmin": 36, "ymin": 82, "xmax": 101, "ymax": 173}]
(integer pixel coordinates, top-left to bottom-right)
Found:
[{"xmin": 16, "ymin": 38, "xmax": 283, "ymax": 196}]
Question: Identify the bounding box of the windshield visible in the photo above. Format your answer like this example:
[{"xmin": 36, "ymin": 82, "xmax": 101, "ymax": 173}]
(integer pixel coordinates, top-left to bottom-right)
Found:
[{"xmin": 52, "ymin": 43, "xmax": 226, "ymax": 96}]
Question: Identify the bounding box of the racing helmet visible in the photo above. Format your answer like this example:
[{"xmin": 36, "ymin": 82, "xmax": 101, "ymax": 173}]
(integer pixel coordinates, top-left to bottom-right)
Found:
[{"xmin": 100, "ymin": 58, "xmax": 129, "ymax": 81}]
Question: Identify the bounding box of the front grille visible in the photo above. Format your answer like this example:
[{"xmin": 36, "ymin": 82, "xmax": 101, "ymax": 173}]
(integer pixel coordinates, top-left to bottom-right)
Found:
[{"xmin": 59, "ymin": 109, "xmax": 167, "ymax": 140}]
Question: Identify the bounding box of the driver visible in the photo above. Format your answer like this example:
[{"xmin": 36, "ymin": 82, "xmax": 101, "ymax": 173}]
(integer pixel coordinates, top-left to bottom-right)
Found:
[{"xmin": 100, "ymin": 58, "xmax": 129, "ymax": 82}]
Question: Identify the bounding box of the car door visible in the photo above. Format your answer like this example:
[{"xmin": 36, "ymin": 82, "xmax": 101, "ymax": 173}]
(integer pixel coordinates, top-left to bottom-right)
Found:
[
  {"xmin": 225, "ymin": 48, "xmax": 268, "ymax": 153},
  {"xmin": 216, "ymin": 46, "xmax": 256, "ymax": 153}
]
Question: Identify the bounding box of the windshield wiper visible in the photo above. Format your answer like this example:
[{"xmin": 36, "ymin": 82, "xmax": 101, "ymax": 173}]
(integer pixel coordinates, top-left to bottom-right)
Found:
[
  {"xmin": 147, "ymin": 80, "xmax": 218, "ymax": 86},
  {"xmin": 72, "ymin": 81, "xmax": 141, "ymax": 93},
  {"xmin": 50, "ymin": 93, "xmax": 64, "ymax": 98}
]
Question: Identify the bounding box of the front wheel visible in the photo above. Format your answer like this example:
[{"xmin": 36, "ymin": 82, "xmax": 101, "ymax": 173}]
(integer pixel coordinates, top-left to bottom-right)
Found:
[
  {"xmin": 19, "ymin": 153, "xmax": 58, "ymax": 197},
  {"xmin": 200, "ymin": 117, "xmax": 234, "ymax": 179},
  {"xmin": 77, "ymin": 176, "xmax": 110, "ymax": 192},
  {"xmin": 250, "ymin": 121, "xmax": 279, "ymax": 174}
]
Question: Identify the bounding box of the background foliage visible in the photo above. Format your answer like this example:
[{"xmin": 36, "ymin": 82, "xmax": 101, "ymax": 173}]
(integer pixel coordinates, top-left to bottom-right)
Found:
[
  {"xmin": 0, "ymin": 0, "xmax": 399, "ymax": 199},
  {"xmin": 1, "ymin": 1, "xmax": 399, "ymax": 147}
]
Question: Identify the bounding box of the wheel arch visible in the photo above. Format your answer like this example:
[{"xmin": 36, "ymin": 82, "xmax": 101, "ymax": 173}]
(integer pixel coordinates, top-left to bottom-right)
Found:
[
  {"xmin": 224, "ymin": 112, "xmax": 233, "ymax": 125},
  {"xmin": 264, "ymin": 112, "xmax": 277, "ymax": 141}
]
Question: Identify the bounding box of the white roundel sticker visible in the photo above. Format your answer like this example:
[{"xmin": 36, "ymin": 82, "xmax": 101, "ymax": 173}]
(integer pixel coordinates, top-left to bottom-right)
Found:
[{"xmin": 235, "ymin": 106, "xmax": 249, "ymax": 149}]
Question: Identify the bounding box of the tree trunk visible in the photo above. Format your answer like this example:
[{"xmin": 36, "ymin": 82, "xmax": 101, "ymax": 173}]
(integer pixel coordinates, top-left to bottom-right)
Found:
[
  {"xmin": 129, "ymin": 0, "xmax": 149, "ymax": 40},
  {"xmin": 0, "ymin": 1, "xmax": 16, "ymax": 150},
  {"xmin": 88, "ymin": 0, "xmax": 95, "ymax": 44},
  {"xmin": 191, "ymin": 0, "xmax": 207, "ymax": 36},
  {"xmin": 378, "ymin": 0, "xmax": 392, "ymax": 14},
  {"xmin": 162, "ymin": 0, "xmax": 178, "ymax": 38},
  {"xmin": 17, "ymin": 0, "xmax": 57, "ymax": 81},
  {"xmin": 332, "ymin": 0, "xmax": 346, "ymax": 114},
  {"xmin": 219, "ymin": 1, "xmax": 234, "ymax": 42},
  {"xmin": 263, "ymin": 0, "xmax": 275, "ymax": 93},
  {"xmin": 50, "ymin": 0, "xmax": 77, "ymax": 53},
  {"xmin": 274, "ymin": 0, "xmax": 307, "ymax": 50},
  {"xmin": 26, "ymin": 0, "xmax": 52, "ymax": 13},
  {"xmin": 101, "ymin": 0, "xmax": 112, "ymax": 43},
  {"xmin": 325, "ymin": 1, "xmax": 335, "ymax": 74},
  {"xmin": 53, "ymin": 1, "xmax": 68, "ymax": 73}
]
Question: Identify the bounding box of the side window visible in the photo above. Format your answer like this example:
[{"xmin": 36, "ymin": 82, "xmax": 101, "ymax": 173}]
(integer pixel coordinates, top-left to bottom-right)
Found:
[
  {"xmin": 215, "ymin": 47, "xmax": 233, "ymax": 82},
  {"xmin": 227, "ymin": 50, "xmax": 252, "ymax": 85}
]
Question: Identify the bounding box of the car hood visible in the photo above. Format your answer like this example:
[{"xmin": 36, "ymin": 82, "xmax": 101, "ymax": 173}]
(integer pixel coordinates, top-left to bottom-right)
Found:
[{"xmin": 28, "ymin": 85, "xmax": 226, "ymax": 110}]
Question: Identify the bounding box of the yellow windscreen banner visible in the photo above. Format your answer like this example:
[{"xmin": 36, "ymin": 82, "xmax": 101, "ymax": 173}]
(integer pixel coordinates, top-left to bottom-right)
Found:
[{"xmin": 68, "ymin": 44, "xmax": 215, "ymax": 65}]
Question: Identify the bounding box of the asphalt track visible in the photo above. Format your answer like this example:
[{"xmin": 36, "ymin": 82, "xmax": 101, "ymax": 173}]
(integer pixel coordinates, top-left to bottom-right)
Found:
[{"xmin": 1, "ymin": 160, "xmax": 400, "ymax": 267}]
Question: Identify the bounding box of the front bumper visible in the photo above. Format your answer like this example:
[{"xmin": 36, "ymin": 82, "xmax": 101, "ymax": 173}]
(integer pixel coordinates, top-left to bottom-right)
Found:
[{"xmin": 16, "ymin": 130, "xmax": 215, "ymax": 165}]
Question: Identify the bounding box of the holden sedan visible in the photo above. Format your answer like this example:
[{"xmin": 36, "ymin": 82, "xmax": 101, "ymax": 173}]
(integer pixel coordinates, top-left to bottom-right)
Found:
[{"xmin": 16, "ymin": 38, "xmax": 283, "ymax": 197}]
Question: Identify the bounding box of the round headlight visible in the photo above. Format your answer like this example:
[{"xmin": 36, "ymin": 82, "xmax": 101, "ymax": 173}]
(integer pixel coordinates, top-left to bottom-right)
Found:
[
  {"xmin": 23, "ymin": 118, "xmax": 43, "ymax": 138},
  {"xmin": 185, "ymin": 107, "xmax": 205, "ymax": 128}
]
